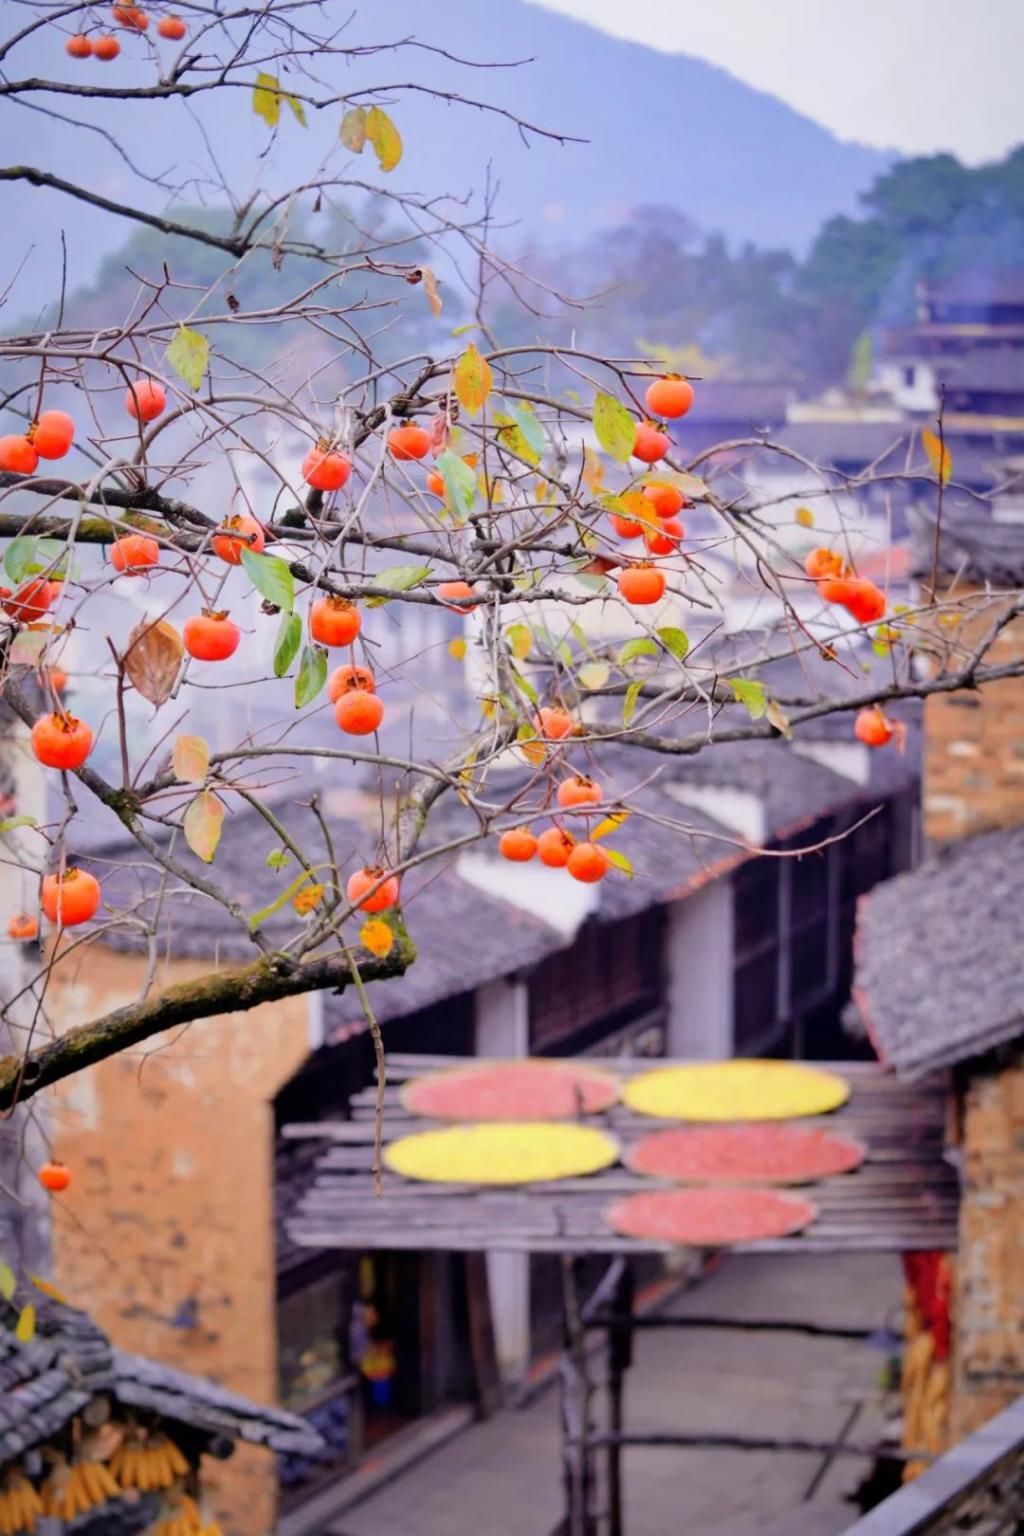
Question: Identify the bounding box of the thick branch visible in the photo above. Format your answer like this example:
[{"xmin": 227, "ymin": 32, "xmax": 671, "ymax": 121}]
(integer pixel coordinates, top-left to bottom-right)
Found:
[{"xmin": 0, "ymin": 935, "xmax": 415, "ymax": 1112}]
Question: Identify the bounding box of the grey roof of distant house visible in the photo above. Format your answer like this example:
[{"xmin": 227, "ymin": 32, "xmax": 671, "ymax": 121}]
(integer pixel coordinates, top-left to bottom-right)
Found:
[
  {"xmin": 923, "ymin": 270, "xmax": 1024, "ymax": 308},
  {"xmin": 0, "ymin": 1291, "xmax": 322, "ymax": 1465},
  {"xmin": 769, "ymin": 422, "xmax": 914, "ymax": 473},
  {"xmin": 910, "ymin": 501, "xmax": 1024, "ymax": 584},
  {"xmin": 855, "ymin": 823, "xmax": 1024, "ymax": 1077},
  {"xmin": 937, "ymin": 349, "xmax": 1024, "ymax": 394}
]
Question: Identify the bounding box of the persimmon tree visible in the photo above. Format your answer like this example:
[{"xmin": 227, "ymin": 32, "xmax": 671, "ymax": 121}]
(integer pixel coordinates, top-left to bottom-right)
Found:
[{"xmin": 0, "ymin": 0, "xmax": 1020, "ymax": 1155}]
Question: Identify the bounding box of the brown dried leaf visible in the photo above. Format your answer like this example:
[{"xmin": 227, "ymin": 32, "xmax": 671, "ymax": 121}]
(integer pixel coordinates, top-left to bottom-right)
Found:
[
  {"xmin": 420, "ymin": 264, "xmax": 443, "ymax": 318},
  {"xmin": 124, "ymin": 618, "xmax": 183, "ymax": 707}
]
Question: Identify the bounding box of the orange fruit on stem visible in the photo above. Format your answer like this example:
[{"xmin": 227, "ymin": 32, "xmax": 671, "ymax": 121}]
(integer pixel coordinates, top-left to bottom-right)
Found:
[
  {"xmin": 7, "ymin": 913, "xmax": 38, "ymax": 941},
  {"xmin": 1, "ymin": 579, "xmax": 56, "ymax": 623},
  {"xmin": 110, "ymin": 533, "xmax": 160, "ymax": 573},
  {"xmin": 844, "ymin": 579, "xmax": 886, "ymax": 624},
  {"xmin": 335, "ymin": 688, "xmax": 384, "ymax": 735},
  {"xmin": 557, "ymin": 774, "xmax": 602, "ymax": 809},
  {"xmin": 42, "ymin": 868, "xmax": 101, "ymax": 926},
  {"xmin": 66, "ymin": 33, "xmax": 93, "ymax": 56},
  {"xmin": 854, "ymin": 706, "xmax": 893, "ymax": 748},
  {"xmin": 31, "ymin": 712, "xmax": 93, "ymax": 769},
  {"xmin": 388, "ymin": 424, "xmax": 431, "ymax": 461},
  {"xmin": 93, "ymin": 34, "xmax": 121, "ymax": 58},
  {"xmin": 535, "ymin": 706, "xmax": 574, "ymax": 741},
  {"xmin": 211, "ymin": 513, "xmax": 264, "ymax": 564},
  {"xmin": 328, "ymin": 664, "xmax": 375, "ymax": 702},
  {"xmin": 310, "ymin": 595, "xmax": 361, "ymax": 647},
  {"xmin": 157, "ymin": 13, "xmax": 186, "ymax": 37},
  {"xmin": 31, "ymin": 410, "xmax": 75, "ymax": 459},
  {"xmin": 644, "ymin": 517, "xmax": 683, "ymax": 556},
  {"xmin": 183, "ymin": 611, "xmax": 240, "ymax": 661},
  {"xmin": 499, "ymin": 828, "xmax": 538, "ymax": 862},
  {"xmin": 124, "ymin": 378, "xmax": 165, "ymax": 421},
  {"xmin": 38, "ymin": 1161, "xmax": 71, "ymax": 1193},
  {"xmin": 609, "ymin": 512, "xmax": 643, "ymax": 540},
  {"xmin": 347, "ymin": 866, "xmax": 399, "ymax": 912},
  {"xmin": 537, "ymin": 827, "xmax": 575, "ymax": 868},
  {"xmin": 618, "ymin": 563, "xmax": 666, "ymax": 605},
  {"xmin": 632, "ymin": 422, "xmax": 669, "ymax": 464},
  {"xmin": 112, "ymin": 4, "xmax": 148, "ymax": 27},
  {"xmin": 426, "ymin": 469, "xmax": 446, "ymax": 497},
  {"xmin": 0, "ymin": 435, "xmax": 39, "ymax": 474},
  {"xmin": 566, "ymin": 842, "xmax": 609, "ymax": 884},
  {"xmin": 642, "ymin": 483, "xmax": 685, "ymax": 520},
  {"xmin": 818, "ymin": 574, "xmax": 857, "ymax": 607},
  {"xmin": 437, "ymin": 580, "xmax": 479, "ymax": 610},
  {"xmin": 645, "ymin": 376, "xmax": 694, "ymax": 419},
  {"xmin": 302, "ymin": 445, "xmax": 351, "ymax": 491},
  {"xmin": 804, "ymin": 547, "xmax": 842, "ymax": 581}
]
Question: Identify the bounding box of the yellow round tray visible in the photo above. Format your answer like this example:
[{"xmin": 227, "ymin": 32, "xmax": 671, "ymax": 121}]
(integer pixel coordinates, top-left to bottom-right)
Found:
[
  {"xmin": 383, "ymin": 1121, "xmax": 620, "ymax": 1185},
  {"xmin": 622, "ymin": 1060, "xmax": 850, "ymax": 1122}
]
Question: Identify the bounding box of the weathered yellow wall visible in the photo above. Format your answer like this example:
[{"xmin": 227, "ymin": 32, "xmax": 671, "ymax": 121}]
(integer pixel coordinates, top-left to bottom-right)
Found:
[
  {"xmin": 47, "ymin": 943, "xmax": 311, "ymax": 1535},
  {"xmin": 952, "ymin": 1050, "xmax": 1024, "ymax": 1437}
]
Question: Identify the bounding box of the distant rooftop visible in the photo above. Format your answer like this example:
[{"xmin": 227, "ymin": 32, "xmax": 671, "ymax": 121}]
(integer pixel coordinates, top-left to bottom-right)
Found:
[
  {"xmin": 855, "ymin": 822, "xmax": 1024, "ymax": 1077},
  {"xmin": 920, "ymin": 270, "xmax": 1024, "ymax": 310},
  {"xmin": 936, "ymin": 348, "xmax": 1024, "ymax": 395}
]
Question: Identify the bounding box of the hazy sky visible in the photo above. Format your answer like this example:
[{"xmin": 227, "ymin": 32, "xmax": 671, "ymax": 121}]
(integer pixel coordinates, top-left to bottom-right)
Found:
[{"xmin": 532, "ymin": 0, "xmax": 1024, "ymax": 164}]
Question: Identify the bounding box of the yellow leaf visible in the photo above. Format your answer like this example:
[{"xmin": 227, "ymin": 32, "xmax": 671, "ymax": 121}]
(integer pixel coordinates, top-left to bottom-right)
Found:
[
  {"xmin": 183, "ymin": 790, "xmax": 224, "ymax": 864},
  {"xmin": 340, "ymin": 105, "xmax": 367, "ymax": 151},
  {"xmin": 448, "ymin": 636, "xmax": 467, "ymax": 660},
  {"xmin": 252, "ymin": 71, "xmax": 281, "ymax": 127},
  {"xmin": 0, "ymin": 1264, "xmax": 14, "ymax": 1301},
  {"xmin": 15, "ymin": 1303, "xmax": 35, "ymax": 1343},
  {"xmin": 366, "ymin": 106, "xmax": 402, "ymax": 172},
  {"xmin": 577, "ymin": 661, "xmax": 610, "ymax": 690},
  {"xmin": 29, "ymin": 1274, "xmax": 68, "ymax": 1304},
  {"xmin": 292, "ymin": 882, "xmax": 324, "ymax": 915},
  {"xmin": 420, "ymin": 264, "xmax": 443, "ymax": 318},
  {"xmin": 505, "ymin": 623, "xmax": 532, "ymax": 660},
  {"xmin": 515, "ymin": 724, "xmax": 545, "ymax": 766},
  {"xmin": 453, "ymin": 343, "xmax": 492, "ymax": 414},
  {"xmin": 172, "ymin": 734, "xmax": 210, "ymax": 784},
  {"xmin": 592, "ymin": 811, "xmax": 630, "ymax": 841},
  {"xmin": 360, "ymin": 918, "xmax": 394, "ymax": 958},
  {"xmin": 582, "ymin": 449, "xmax": 605, "ymax": 493},
  {"xmin": 795, "ymin": 505, "xmax": 815, "ymax": 528},
  {"xmin": 766, "ymin": 698, "xmax": 792, "ymax": 740},
  {"xmin": 479, "ymin": 694, "xmax": 497, "ymax": 721},
  {"xmin": 922, "ymin": 428, "xmax": 952, "ymax": 485}
]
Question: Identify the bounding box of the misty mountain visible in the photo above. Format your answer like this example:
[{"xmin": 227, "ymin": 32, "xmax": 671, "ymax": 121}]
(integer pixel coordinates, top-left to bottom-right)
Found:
[{"xmin": 2, "ymin": 0, "xmax": 894, "ymax": 317}]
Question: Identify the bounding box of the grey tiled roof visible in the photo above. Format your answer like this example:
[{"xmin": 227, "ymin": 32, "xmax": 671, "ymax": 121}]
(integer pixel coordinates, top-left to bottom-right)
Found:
[
  {"xmin": 855, "ymin": 822, "xmax": 1024, "ymax": 1077},
  {"xmin": 910, "ymin": 501, "xmax": 1024, "ymax": 584},
  {"xmin": 937, "ymin": 348, "xmax": 1024, "ymax": 394},
  {"xmin": 0, "ymin": 1291, "xmax": 323, "ymax": 1465}
]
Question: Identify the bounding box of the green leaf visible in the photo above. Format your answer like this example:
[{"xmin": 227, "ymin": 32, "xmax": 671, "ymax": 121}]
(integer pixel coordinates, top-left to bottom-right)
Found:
[
  {"xmin": 453, "ymin": 344, "xmax": 492, "ymax": 414},
  {"xmin": 450, "ymin": 322, "xmax": 478, "ymax": 338},
  {"xmin": 274, "ymin": 611, "xmax": 302, "ymax": 677},
  {"xmin": 183, "ymin": 790, "xmax": 224, "ymax": 863},
  {"xmin": 603, "ymin": 847, "xmax": 634, "ymax": 878},
  {"xmin": 33, "ymin": 538, "xmax": 73, "ymax": 580},
  {"xmin": 165, "ymin": 325, "xmax": 209, "ymax": 392},
  {"xmin": 510, "ymin": 666, "xmax": 538, "ymax": 706},
  {"xmin": 618, "ymin": 637, "xmax": 659, "ymax": 666},
  {"xmin": 0, "ymin": 815, "xmax": 35, "ymax": 834},
  {"xmin": 15, "ymin": 1303, "xmax": 35, "ymax": 1343},
  {"xmin": 366, "ymin": 564, "xmax": 431, "ymax": 607},
  {"xmin": 505, "ymin": 400, "xmax": 545, "ymax": 459},
  {"xmin": 494, "ymin": 411, "xmax": 541, "ymax": 467},
  {"xmin": 4, "ymin": 537, "xmax": 37, "ymax": 585},
  {"xmin": 572, "ymin": 571, "xmax": 609, "ymax": 593},
  {"xmin": 285, "ymin": 92, "xmax": 307, "ymax": 127},
  {"xmin": 593, "ymin": 392, "xmax": 635, "ymax": 463},
  {"xmin": 249, "ymin": 868, "xmax": 313, "ymax": 929},
  {"xmin": 266, "ymin": 847, "xmax": 291, "ymax": 871},
  {"xmin": 505, "ymin": 623, "xmax": 532, "ymax": 661},
  {"xmin": 0, "ymin": 1263, "xmax": 15, "ymax": 1302},
  {"xmin": 240, "ymin": 548, "xmax": 294, "ymax": 613},
  {"xmin": 577, "ymin": 661, "xmax": 610, "ymax": 690},
  {"xmin": 295, "ymin": 644, "xmax": 328, "ymax": 708},
  {"xmin": 340, "ymin": 105, "xmax": 367, "ymax": 151},
  {"xmin": 436, "ymin": 450, "xmax": 477, "ymax": 522},
  {"xmin": 729, "ymin": 678, "xmax": 767, "ymax": 719},
  {"xmin": 252, "ymin": 70, "xmax": 282, "ymax": 127},
  {"xmin": 657, "ymin": 626, "xmax": 690, "ymax": 661},
  {"xmin": 623, "ymin": 679, "xmax": 643, "ymax": 725},
  {"xmin": 366, "ymin": 106, "xmax": 402, "ymax": 171}
]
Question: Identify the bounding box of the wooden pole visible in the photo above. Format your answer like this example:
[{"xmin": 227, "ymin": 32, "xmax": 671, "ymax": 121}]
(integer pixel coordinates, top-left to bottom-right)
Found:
[{"xmin": 606, "ymin": 1261, "xmax": 635, "ymax": 1536}]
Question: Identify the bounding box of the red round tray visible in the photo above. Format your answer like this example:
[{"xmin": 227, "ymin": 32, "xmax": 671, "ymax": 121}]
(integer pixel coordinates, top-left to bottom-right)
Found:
[
  {"xmin": 401, "ymin": 1060, "xmax": 620, "ymax": 1121},
  {"xmin": 605, "ymin": 1187, "xmax": 818, "ymax": 1247},
  {"xmin": 624, "ymin": 1124, "xmax": 864, "ymax": 1185}
]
